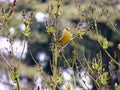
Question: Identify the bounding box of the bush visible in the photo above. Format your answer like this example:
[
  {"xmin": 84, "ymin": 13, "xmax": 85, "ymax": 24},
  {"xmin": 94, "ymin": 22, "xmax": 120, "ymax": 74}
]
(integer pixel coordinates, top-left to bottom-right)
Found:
[{"xmin": 0, "ymin": 0, "xmax": 120, "ymax": 90}]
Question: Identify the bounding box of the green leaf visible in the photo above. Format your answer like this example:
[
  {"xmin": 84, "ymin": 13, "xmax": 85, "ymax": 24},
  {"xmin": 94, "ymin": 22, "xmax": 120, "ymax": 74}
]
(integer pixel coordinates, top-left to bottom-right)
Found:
[
  {"xmin": 23, "ymin": 27, "xmax": 31, "ymax": 37},
  {"xmin": 100, "ymin": 72, "xmax": 108, "ymax": 85},
  {"xmin": 9, "ymin": 70, "xmax": 20, "ymax": 81},
  {"xmin": 58, "ymin": 8, "xmax": 63, "ymax": 16},
  {"xmin": 10, "ymin": 71, "xmax": 15, "ymax": 80},
  {"xmin": 115, "ymin": 83, "xmax": 120, "ymax": 90},
  {"xmin": 101, "ymin": 78, "xmax": 107, "ymax": 85},
  {"xmin": 102, "ymin": 38, "xmax": 108, "ymax": 50},
  {"xmin": 58, "ymin": 76, "xmax": 64, "ymax": 84},
  {"xmin": 92, "ymin": 63, "xmax": 99, "ymax": 70},
  {"xmin": 66, "ymin": 83, "xmax": 71, "ymax": 90},
  {"xmin": 47, "ymin": 26, "xmax": 55, "ymax": 34},
  {"xmin": 117, "ymin": 44, "xmax": 120, "ymax": 50}
]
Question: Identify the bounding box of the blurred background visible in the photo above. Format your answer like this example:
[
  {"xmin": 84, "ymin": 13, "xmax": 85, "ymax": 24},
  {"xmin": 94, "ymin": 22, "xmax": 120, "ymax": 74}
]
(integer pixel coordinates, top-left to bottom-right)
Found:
[{"xmin": 0, "ymin": 0, "xmax": 120, "ymax": 90}]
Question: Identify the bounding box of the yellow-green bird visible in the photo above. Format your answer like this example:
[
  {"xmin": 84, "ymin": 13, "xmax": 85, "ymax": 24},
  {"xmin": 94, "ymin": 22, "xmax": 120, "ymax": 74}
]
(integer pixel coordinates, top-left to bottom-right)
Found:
[{"xmin": 58, "ymin": 27, "xmax": 72, "ymax": 45}]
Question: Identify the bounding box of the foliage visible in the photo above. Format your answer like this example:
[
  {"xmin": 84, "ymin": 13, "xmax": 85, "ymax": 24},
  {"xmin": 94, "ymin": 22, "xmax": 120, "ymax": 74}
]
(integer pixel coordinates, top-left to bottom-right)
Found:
[{"xmin": 0, "ymin": 0, "xmax": 120, "ymax": 90}]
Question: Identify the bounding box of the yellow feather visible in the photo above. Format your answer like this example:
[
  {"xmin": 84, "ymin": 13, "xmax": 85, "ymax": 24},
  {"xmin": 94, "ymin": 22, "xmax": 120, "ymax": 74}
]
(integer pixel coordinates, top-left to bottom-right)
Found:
[{"xmin": 58, "ymin": 27, "xmax": 72, "ymax": 44}]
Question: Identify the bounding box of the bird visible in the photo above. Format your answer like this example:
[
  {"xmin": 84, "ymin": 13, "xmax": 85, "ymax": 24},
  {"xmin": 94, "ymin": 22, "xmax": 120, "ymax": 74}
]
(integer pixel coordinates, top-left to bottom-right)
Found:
[{"xmin": 58, "ymin": 27, "xmax": 72, "ymax": 45}]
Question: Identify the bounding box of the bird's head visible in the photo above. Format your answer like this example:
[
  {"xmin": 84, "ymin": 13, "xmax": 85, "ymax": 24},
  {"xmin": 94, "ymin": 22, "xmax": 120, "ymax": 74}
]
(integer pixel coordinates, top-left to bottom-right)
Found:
[{"xmin": 65, "ymin": 27, "xmax": 70, "ymax": 32}]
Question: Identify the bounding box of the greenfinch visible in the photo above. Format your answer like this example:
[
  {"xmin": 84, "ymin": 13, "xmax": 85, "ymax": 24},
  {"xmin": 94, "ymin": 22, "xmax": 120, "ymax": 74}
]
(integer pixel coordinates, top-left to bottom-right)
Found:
[{"xmin": 58, "ymin": 27, "xmax": 72, "ymax": 45}]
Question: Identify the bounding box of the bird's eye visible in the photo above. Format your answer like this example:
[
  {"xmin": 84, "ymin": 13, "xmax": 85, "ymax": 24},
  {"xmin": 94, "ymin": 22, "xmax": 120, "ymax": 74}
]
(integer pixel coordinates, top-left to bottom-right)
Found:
[{"xmin": 66, "ymin": 27, "xmax": 70, "ymax": 31}]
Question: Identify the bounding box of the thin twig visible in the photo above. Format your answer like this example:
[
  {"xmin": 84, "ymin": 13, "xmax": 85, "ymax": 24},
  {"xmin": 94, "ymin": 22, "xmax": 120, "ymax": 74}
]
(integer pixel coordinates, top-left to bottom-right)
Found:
[
  {"xmin": 0, "ymin": 52, "xmax": 12, "ymax": 67},
  {"xmin": 17, "ymin": 39, "xmax": 27, "ymax": 67}
]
